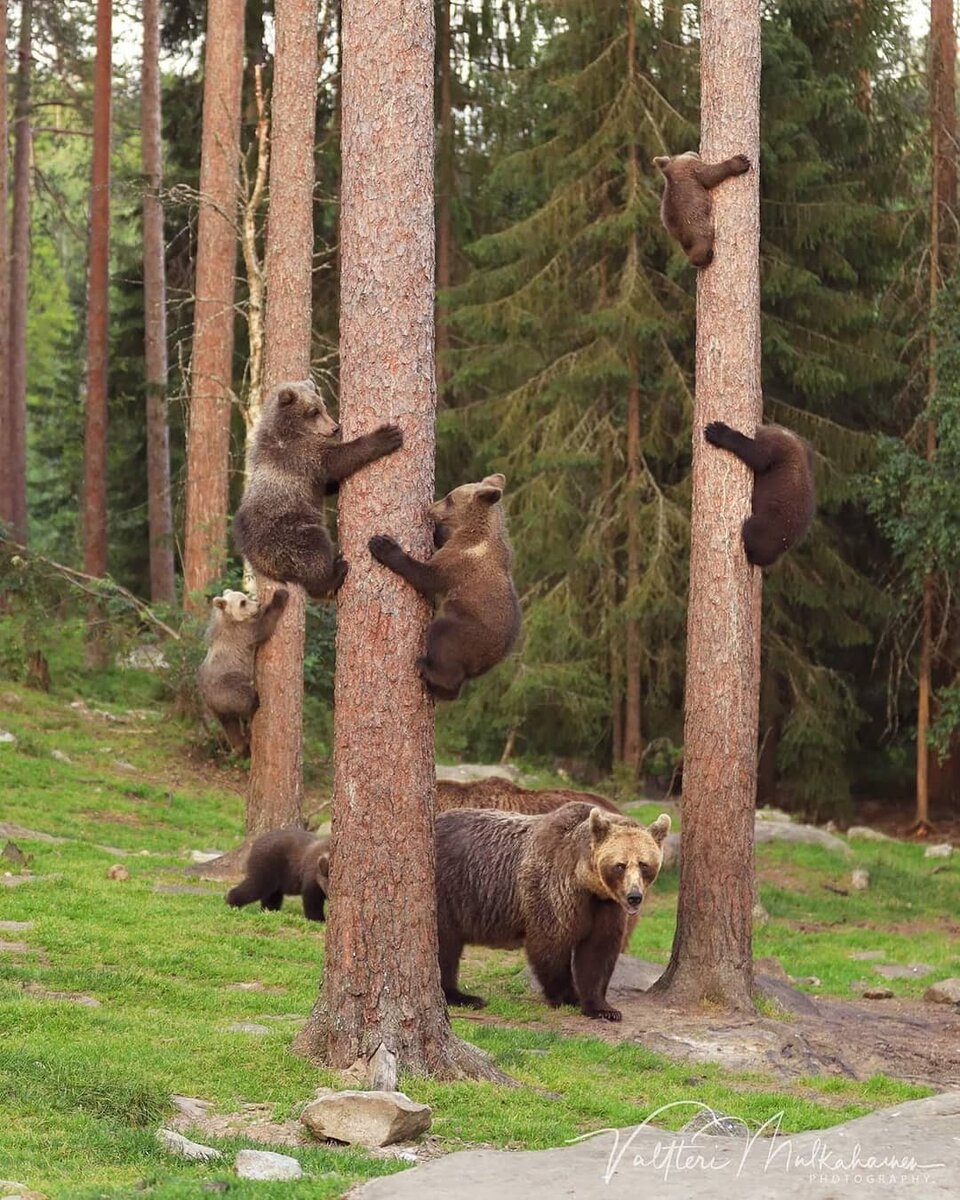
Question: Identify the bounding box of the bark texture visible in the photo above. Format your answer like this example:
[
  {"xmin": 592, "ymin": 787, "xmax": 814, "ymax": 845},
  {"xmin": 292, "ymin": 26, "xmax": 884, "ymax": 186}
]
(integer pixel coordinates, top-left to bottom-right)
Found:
[
  {"xmin": 247, "ymin": 0, "xmax": 317, "ymax": 835},
  {"xmin": 651, "ymin": 0, "xmax": 761, "ymax": 1011},
  {"xmin": 142, "ymin": 0, "xmax": 176, "ymax": 603},
  {"xmin": 0, "ymin": 0, "xmax": 9, "ymax": 531},
  {"xmin": 183, "ymin": 0, "xmax": 245, "ymax": 608},
  {"xmin": 294, "ymin": 0, "xmax": 497, "ymax": 1081},
  {"xmin": 83, "ymin": 0, "xmax": 112, "ymax": 582},
  {"xmin": 6, "ymin": 0, "xmax": 31, "ymax": 542},
  {"xmin": 435, "ymin": 0, "xmax": 453, "ymax": 398}
]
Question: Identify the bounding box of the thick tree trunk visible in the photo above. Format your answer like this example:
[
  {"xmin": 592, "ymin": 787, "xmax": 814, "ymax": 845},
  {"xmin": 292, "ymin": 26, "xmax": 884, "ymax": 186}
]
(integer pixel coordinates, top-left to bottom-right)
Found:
[
  {"xmin": 435, "ymin": 0, "xmax": 453, "ymax": 399},
  {"xmin": 6, "ymin": 0, "xmax": 31, "ymax": 542},
  {"xmin": 183, "ymin": 0, "xmax": 245, "ymax": 609},
  {"xmin": 142, "ymin": 0, "xmax": 176, "ymax": 604},
  {"xmin": 0, "ymin": 0, "xmax": 9, "ymax": 532},
  {"xmin": 247, "ymin": 0, "xmax": 316, "ymax": 837},
  {"xmin": 652, "ymin": 0, "xmax": 761, "ymax": 1012},
  {"xmin": 83, "ymin": 0, "xmax": 112, "ymax": 585},
  {"xmin": 293, "ymin": 0, "xmax": 499, "ymax": 1082}
]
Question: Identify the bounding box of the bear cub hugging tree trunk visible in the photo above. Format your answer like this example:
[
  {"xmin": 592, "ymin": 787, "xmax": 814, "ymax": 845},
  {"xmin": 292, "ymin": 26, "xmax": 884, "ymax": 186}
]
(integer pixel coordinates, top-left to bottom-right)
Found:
[
  {"xmin": 435, "ymin": 802, "xmax": 671, "ymax": 1021},
  {"xmin": 226, "ymin": 829, "xmax": 330, "ymax": 921},
  {"xmin": 704, "ymin": 421, "xmax": 816, "ymax": 567},
  {"xmin": 234, "ymin": 379, "xmax": 403, "ymax": 598},
  {"xmin": 653, "ymin": 150, "xmax": 751, "ymax": 267},
  {"xmin": 197, "ymin": 588, "xmax": 288, "ymax": 757},
  {"xmin": 369, "ymin": 473, "xmax": 521, "ymax": 700}
]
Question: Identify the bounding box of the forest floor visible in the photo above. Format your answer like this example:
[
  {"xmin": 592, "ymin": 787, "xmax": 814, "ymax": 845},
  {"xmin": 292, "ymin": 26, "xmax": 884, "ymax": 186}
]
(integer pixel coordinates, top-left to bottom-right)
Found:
[{"xmin": 1, "ymin": 674, "xmax": 959, "ymax": 1199}]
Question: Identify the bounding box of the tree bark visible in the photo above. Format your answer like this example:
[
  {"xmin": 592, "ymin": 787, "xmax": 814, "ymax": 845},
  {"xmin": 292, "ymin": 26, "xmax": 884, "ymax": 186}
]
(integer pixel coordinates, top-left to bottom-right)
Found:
[
  {"xmin": 142, "ymin": 0, "xmax": 176, "ymax": 604},
  {"xmin": 183, "ymin": 0, "xmax": 246, "ymax": 609},
  {"xmin": 247, "ymin": 0, "xmax": 316, "ymax": 837},
  {"xmin": 651, "ymin": 0, "xmax": 761, "ymax": 1011},
  {"xmin": 0, "ymin": 0, "xmax": 9, "ymax": 534},
  {"xmin": 6, "ymin": 0, "xmax": 31, "ymax": 543},
  {"xmin": 435, "ymin": 0, "xmax": 453, "ymax": 399},
  {"xmin": 83, "ymin": 0, "xmax": 112, "ymax": 585},
  {"xmin": 293, "ymin": 0, "xmax": 499, "ymax": 1082}
]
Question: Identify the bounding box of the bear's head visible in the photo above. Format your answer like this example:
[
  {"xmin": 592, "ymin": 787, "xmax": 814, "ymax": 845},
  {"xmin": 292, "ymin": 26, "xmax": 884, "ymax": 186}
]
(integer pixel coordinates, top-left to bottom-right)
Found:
[
  {"xmin": 430, "ymin": 473, "xmax": 506, "ymax": 547},
  {"xmin": 587, "ymin": 808, "xmax": 671, "ymax": 915},
  {"xmin": 212, "ymin": 589, "xmax": 260, "ymax": 624},
  {"xmin": 261, "ymin": 379, "xmax": 340, "ymax": 447},
  {"xmin": 652, "ymin": 150, "xmax": 700, "ymax": 178}
]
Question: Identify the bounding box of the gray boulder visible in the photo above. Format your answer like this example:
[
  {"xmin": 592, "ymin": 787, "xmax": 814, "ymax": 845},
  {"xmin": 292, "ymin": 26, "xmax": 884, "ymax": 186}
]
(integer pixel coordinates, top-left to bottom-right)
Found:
[
  {"xmin": 234, "ymin": 1149, "xmax": 302, "ymax": 1181},
  {"xmin": 301, "ymin": 1089, "xmax": 432, "ymax": 1147}
]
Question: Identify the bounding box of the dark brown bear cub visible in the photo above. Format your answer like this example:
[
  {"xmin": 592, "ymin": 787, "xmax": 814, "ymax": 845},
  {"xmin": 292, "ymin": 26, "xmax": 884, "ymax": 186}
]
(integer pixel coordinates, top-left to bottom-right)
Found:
[
  {"xmin": 704, "ymin": 421, "xmax": 815, "ymax": 567},
  {"xmin": 435, "ymin": 802, "xmax": 670, "ymax": 1020},
  {"xmin": 653, "ymin": 150, "xmax": 751, "ymax": 267},
  {"xmin": 369, "ymin": 473, "xmax": 521, "ymax": 700},
  {"xmin": 226, "ymin": 829, "xmax": 330, "ymax": 921},
  {"xmin": 234, "ymin": 380, "xmax": 402, "ymax": 599}
]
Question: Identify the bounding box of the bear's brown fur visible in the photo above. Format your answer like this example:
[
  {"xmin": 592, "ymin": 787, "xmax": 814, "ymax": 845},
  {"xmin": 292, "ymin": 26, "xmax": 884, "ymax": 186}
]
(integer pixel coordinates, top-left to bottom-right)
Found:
[
  {"xmin": 653, "ymin": 151, "xmax": 751, "ymax": 267},
  {"xmin": 369, "ymin": 473, "xmax": 521, "ymax": 700},
  {"xmin": 225, "ymin": 828, "xmax": 330, "ymax": 921},
  {"xmin": 704, "ymin": 421, "xmax": 815, "ymax": 567},
  {"xmin": 197, "ymin": 588, "xmax": 288, "ymax": 756},
  {"xmin": 435, "ymin": 802, "xmax": 670, "ymax": 1020},
  {"xmin": 234, "ymin": 380, "xmax": 402, "ymax": 598},
  {"xmin": 436, "ymin": 777, "xmax": 623, "ymax": 816}
]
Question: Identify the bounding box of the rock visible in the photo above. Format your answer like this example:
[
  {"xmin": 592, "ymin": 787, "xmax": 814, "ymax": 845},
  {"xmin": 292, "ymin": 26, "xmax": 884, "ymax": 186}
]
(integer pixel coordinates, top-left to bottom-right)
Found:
[
  {"xmin": 226, "ymin": 1022, "xmax": 271, "ymax": 1035},
  {"xmin": 755, "ymin": 973, "xmax": 820, "ymax": 1017},
  {"xmin": 754, "ymin": 820, "xmax": 851, "ymax": 855},
  {"xmin": 50, "ymin": 750, "xmax": 72, "ymax": 764},
  {"xmin": 924, "ymin": 978, "xmax": 960, "ymax": 1004},
  {"xmin": 850, "ymin": 868, "xmax": 870, "ymax": 891},
  {"xmin": 846, "ymin": 825, "xmax": 892, "ymax": 842},
  {"xmin": 189, "ymin": 850, "xmax": 224, "ymax": 865},
  {"xmin": 171, "ymin": 1095, "xmax": 213, "ymax": 1121},
  {"xmin": 119, "ymin": 646, "xmax": 170, "ymax": 671},
  {"xmin": 301, "ymin": 1089, "xmax": 432, "ymax": 1147},
  {"xmin": 755, "ymin": 807, "xmax": 793, "ymax": 822},
  {"xmin": 608, "ymin": 956, "xmax": 663, "ymax": 993},
  {"xmin": 849, "ymin": 949, "xmax": 886, "ymax": 961},
  {"xmin": 435, "ymin": 763, "xmax": 521, "ymax": 783},
  {"xmin": 874, "ymin": 962, "xmax": 934, "ymax": 980},
  {"xmin": 660, "ymin": 832, "xmax": 680, "ymax": 871},
  {"xmin": 1, "ymin": 873, "xmax": 60, "ymax": 887},
  {"xmin": 789, "ymin": 975, "xmax": 821, "ymax": 988},
  {"xmin": 925, "ymin": 843, "xmax": 954, "ymax": 858},
  {"xmin": 751, "ymin": 900, "xmax": 770, "ymax": 925},
  {"xmin": 0, "ymin": 921, "xmax": 33, "ymax": 932},
  {"xmin": 157, "ymin": 1129, "xmax": 222, "ymax": 1162},
  {"xmin": 106, "ymin": 864, "xmax": 130, "ymax": 881},
  {"xmin": 23, "ymin": 984, "xmax": 101, "ymax": 1006},
  {"xmin": 680, "ymin": 1108, "xmax": 749, "ymax": 1137},
  {"xmin": 0, "ymin": 823, "xmax": 67, "ymax": 844},
  {"xmin": 1, "ymin": 842, "xmax": 29, "ymax": 867},
  {"xmin": 862, "ymin": 986, "xmax": 894, "ymax": 999},
  {"xmin": 0, "ymin": 730, "xmax": 16, "ymax": 745},
  {"xmin": 115, "ymin": 760, "xmax": 137, "ymax": 773},
  {"xmin": 234, "ymin": 1149, "xmax": 302, "ymax": 1181},
  {"xmin": 0, "ymin": 1184, "xmax": 30, "ymax": 1196},
  {"xmin": 0, "ymin": 941, "xmax": 30, "ymax": 953}
]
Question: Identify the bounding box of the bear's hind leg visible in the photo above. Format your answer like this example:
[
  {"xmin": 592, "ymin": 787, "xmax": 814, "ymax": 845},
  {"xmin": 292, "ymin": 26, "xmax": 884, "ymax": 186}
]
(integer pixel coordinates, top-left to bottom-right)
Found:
[
  {"xmin": 418, "ymin": 618, "xmax": 467, "ymax": 700},
  {"xmin": 301, "ymin": 878, "xmax": 327, "ymax": 922},
  {"xmin": 741, "ymin": 516, "xmax": 781, "ymax": 568},
  {"xmin": 526, "ymin": 936, "xmax": 577, "ymax": 1008},
  {"xmin": 439, "ymin": 928, "xmax": 485, "ymax": 1008}
]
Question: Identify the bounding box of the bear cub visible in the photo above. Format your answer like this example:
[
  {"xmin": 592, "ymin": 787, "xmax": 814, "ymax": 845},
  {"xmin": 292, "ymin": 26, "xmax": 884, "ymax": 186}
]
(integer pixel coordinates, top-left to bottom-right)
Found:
[
  {"xmin": 704, "ymin": 421, "xmax": 815, "ymax": 567},
  {"xmin": 197, "ymin": 587, "xmax": 288, "ymax": 757},
  {"xmin": 369, "ymin": 473, "xmax": 521, "ymax": 700},
  {"xmin": 435, "ymin": 802, "xmax": 671, "ymax": 1021},
  {"xmin": 653, "ymin": 151, "xmax": 751, "ymax": 267},
  {"xmin": 226, "ymin": 828, "xmax": 330, "ymax": 921},
  {"xmin": 234, "ymin": 380, "xmax": 403, "ymax": 598}
]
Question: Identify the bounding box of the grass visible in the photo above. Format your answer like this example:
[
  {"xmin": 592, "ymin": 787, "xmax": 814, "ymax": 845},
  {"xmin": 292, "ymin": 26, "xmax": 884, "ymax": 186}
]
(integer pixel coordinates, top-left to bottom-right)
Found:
[{"xmin": 0, "ymin": 678, "xmax": 951, "ymax": 1198}]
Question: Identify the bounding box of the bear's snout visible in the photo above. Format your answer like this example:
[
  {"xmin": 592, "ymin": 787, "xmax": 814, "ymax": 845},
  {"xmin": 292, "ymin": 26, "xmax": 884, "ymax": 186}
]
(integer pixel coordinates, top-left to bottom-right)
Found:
[{"xmin": 625, "ymin": 890, "xmax": 644, "ymax": 913}]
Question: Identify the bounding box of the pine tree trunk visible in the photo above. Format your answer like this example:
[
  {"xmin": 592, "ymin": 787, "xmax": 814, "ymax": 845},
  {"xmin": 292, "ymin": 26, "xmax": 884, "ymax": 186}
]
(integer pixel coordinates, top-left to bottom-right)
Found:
[
  {"xmin": 142, "ymin": 0, "xmax": 176, "ymax": 604},
  {"xmin": 652, "ymin": 0, "xmax": 761, "ymax": 1012},
  {"xmin": 435, "ymin": 0, "xmax": 453, "ymax": 399},
  {"xmin": 0, "ymin": 0, "xmax": 9, "ymax": 533},
  {"xmin": 83, "ymin": 0, "xmax": 112, "ymax": 588},
  {"xmin": 623, "ymin": 376, "xmax": 643, "ymax": 774},
  {"xmin": 6, "ymin": 0, "xmax": 31, "ymax": 543},
  {"xmin": 293, "ymin": 0, "xmax": 500, "ymax": 1082},
  {"xmin": 246, "ymin": 0, "xmax": 316, "ymax": 837},
  {"xmin": 183, "ymin": 0, "xmax": 245, "ymax": 609}
]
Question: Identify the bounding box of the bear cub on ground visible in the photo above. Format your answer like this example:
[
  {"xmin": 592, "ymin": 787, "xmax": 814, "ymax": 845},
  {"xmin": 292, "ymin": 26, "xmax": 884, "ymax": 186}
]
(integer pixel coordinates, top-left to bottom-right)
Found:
[
  {"xmin": 234, "ymin": 379, "xmax": 402, "ymax": 598},
  {"xmin": 435, "ymin": 802, "xmax": 671, "ymax": 1021},
  {"xmin": 653, "ymin": 150, "xmax": 751, "ymax": 267},
  {"xmin": 704, "ymin": 421, "xmax": 815, "ymax": 567},
  {"xmin": 197, "ymin": 587, "xmax": 288, "ymax": 757},
  {"xmin": 226, "ymin": 829, "xmax": 330, "ymax": 921},
  {"xmin": 369, "ymin": 473, "xmax": 521, "ymax": 700}
]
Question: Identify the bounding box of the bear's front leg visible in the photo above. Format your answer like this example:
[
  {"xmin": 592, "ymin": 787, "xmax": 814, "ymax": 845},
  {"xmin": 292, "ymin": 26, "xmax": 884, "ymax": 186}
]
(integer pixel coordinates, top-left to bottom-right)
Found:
[
  {"xmin": 369, "ymin": 536, "xmax": 446, "ymax": 599},
  {"xmin": 526, "ymin": 933, "xmax": 578, "ymax": 1008},
  {"xmin": 572, "ymin": 909, "xmax": 624, "ymax": 1021}
]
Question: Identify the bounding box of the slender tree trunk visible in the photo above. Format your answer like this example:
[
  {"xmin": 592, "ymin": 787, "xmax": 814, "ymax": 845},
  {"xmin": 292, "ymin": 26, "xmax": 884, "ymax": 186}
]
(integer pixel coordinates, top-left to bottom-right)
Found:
[
  {"xmin": 83, "ymin": 0, "xmax": 112, "ymax": 587},
  {"xmin": 6, "ymin": 0, "xmax": 31, "ymax": 542},
  {"xmin": 142, "ymin": 0, "xmax": 176, "ymax": 604},
  {"xmin": 293, "ymin": 0, "xmax": 499, "ymax": 1082},
  {"xmin": 183, "ymin": 0, "xmax": 245, "ymax": 609},
  {"xmin": 246, "ymin": 0, "xmax": 315, "ymax": 837},
  {"xmin": 0, "ymin": 0, "xmax": 9, "ymax": 532},
  {"xmin": 435, "ymin": 0, "xmax": 453, "ymax": 399},
  {"xmin": 652, "ymin": 0, "xmax": 761, "ymax": 1012}
]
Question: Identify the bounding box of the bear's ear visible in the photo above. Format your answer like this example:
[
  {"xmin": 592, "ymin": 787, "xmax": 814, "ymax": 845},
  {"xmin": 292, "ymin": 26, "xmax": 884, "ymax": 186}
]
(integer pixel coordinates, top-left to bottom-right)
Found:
[
  {"xmin": 653, "ymin": 155, "xmax": 670, "ymax": 170},
  {"xmin": 589, "ymin": 807, "xmax": 611, "ymax": 843},
  {"xmin": 212, "ymin": 596, "xmax": 227, "ymax": 610},
  {"xmin": 647, "ymin": 814, "xmax": 672, "ymax": 846},
  {"xmin": 315, "ymin": 852, "xmax": 330, "ymax": 889},
  {"xmin": 278, "ymin": 386, "xmax": 299, "ymax": 407},
  {"xmin": 476, "ymin": 479, "xmax": 504, "ymax": 506}
]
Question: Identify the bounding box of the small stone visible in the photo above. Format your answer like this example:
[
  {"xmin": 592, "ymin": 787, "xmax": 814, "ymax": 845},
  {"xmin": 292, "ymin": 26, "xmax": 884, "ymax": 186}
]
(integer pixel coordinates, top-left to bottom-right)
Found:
[
  {"xmin": 681, "ymin": 1108, "xmax": 750, "ymax": 1138},
  {"xmin": 850, "ymin": 869, "xmax": 870, "ymax": 891},
  {"xmin": 874, "ymin": 963, "xmax": 934, "ymax": 980},
  {"xmin": 923, "ymin": 978, "xmax": 960, "ymax": 1004},
  {"xmin": 301, "ymin": 1089, "xmax": 432, "ymax": 1148},
  {"xmin": 226, "ymin": 1022, "xmax": 271, "ymax": 1035},
  {"xmin": 106, "ymin": 864, "xmax": 130, "ymax": 881},
  {"xmin": 849, "ymin": 949, "xmax": 886, "ymax": 961},
  {"xmin": 924, "ymin": 843, "xmax": 954, "ymax": 858},
  {"xmin": 751, "ymin": 900, "xmax": 770, "ymax": 925},
  {"xmin": 0, "ymin": 941, "xmax": 30, "ymax": 953},
  {"xmin": 846, "ymin": 825, "xmax": 891, "ymax": 842},
  {"xmin": 189, "ymin": 850, "xmax": 223, "ymax": 864},
  {"xmin": 157, "ymin": 1129, "xmax": 222, "ymax": 1162},
  {"xmin": 115, "ymin": 760, "xmax": 137, "ymax": 772},
  {"xmin": 234, "ymin": 1149, "xmax": 302, "ymax": 1181},
  {"xmin": 50, "ymin": 750, "xmax": 72, "ymax": 764},
  {"xmin": 0, "ymin": 921, "xmax": 33, "ymax": 932},
  {"xmin": 862, "ymin": 986, "xmax": 894, "ymax": 1000},
  {"xmin": 0, "ymin": 730, "xmax": 16, "ymax": 745},
  {"xmin": 23, "ymin": 983, "xmax": 100, "ymax": 1006},
  {"xmin": 790, "ymin": 976, "xmax": 821, "ymax": 988},
  {"xmin": 171, "ymin": 1095, "xmax": 212, "ymax": 1121},
  {"xmin": 1, "ymin": 842, "xmax": 29, "ymax": 867}
]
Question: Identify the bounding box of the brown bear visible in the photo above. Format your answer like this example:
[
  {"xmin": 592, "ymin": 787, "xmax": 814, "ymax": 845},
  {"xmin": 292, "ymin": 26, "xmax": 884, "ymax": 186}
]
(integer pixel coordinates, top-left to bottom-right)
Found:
[
  {"xmin": 369, "ymin": 473, "xmax": 521, "ymax": 700},
  {"xmin": 225, "ymin": 829, "xmax": 330, "ymax": 921},
  {"xmin": 435, "ymin": 802, "xmax": 671, "ymax": 1020},
  {"xmin": 436, "ymin": 777, "xmax": 623, "ymax": 816},
  {"xmin": 233, "ymin": 380, "xmax": 403, "ymax": 598},
  {"xmin": 197, "ymin": 587, "xmax": 288, "ymax": 756},
  {"xmin": 653, "ymin": 151, "xmax": 751, "ymax": 267},
  {"xmin": 704, "ymin": 421, "xmax": 816, "ymax": 567}
]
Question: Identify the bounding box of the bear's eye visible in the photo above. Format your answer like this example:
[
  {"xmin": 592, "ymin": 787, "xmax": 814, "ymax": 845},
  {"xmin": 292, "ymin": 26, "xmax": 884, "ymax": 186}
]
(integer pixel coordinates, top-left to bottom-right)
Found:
[
  {"xmin": 240, "ymin": 599, "xmax": 247, "ymax": 607},
  {"xmin": 613, "ymin": 863, "xmax": 626, "ymax": 876}
]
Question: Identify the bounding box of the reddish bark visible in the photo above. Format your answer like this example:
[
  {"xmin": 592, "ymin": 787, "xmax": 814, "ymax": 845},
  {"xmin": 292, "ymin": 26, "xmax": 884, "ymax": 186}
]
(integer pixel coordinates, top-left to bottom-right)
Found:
[
  {"xmin": 435, "ymin": 0, "xmax": 453, "ymax": 398},
  {"xmin": 0, "ymin": 0, "xmax": 9, "ymax": 530}
]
